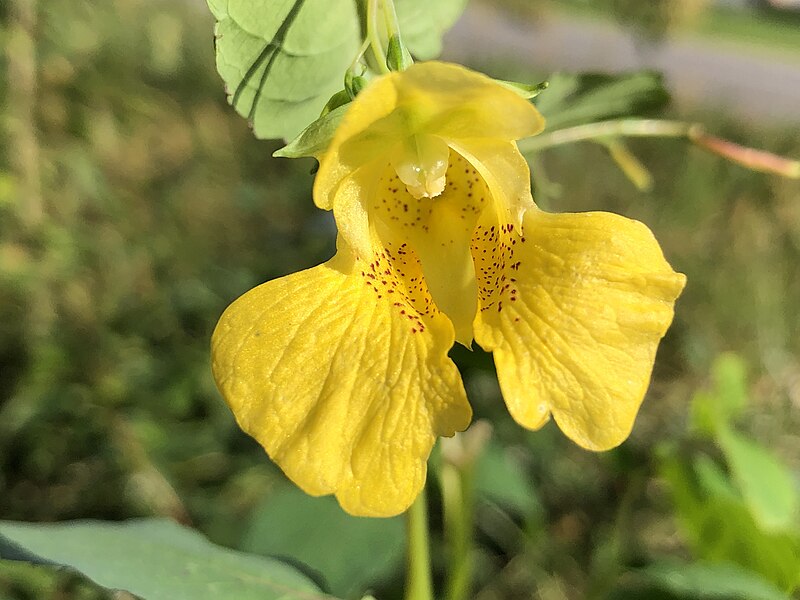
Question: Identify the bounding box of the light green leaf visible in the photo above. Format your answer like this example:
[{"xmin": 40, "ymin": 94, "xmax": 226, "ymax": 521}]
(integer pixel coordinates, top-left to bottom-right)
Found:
[
  {"xmin": 210, "ymin": 0, "xmax": 360, "ymax": 140},
  {"xmin": 274, "ymin": 103, "xmax": 350, "ymax": 159},
  {"xmin": 711, "ymin": 353, "xmax": 748, "ymax": 420},
  {"xmin": 0, "ymin": 519, "xmax": 332, "ymax": 600},
  {"xmin": 635, "ymin": 561, "xmax": 790, "ymax": 600},
  {"xmin": 690, "ymin": 353, "xmax": 749, "ymax": 436},
  {"xmin": 534, "ymin": 71, "xmax": 669, "ymax": 131},
  {"xmin": 660, "ymin": 455, "xmax": 800, "ymax": 592},
  {"xmin": 395, "ymin": 0, "xmax": 469, "ymax": 59},
  {"xmin": 718, "ymin": 428, "xmax": 799, "ymax": 533},
  {"xmin": 241, "ymin": 487, "xmax": 404, "ymax": 599}
]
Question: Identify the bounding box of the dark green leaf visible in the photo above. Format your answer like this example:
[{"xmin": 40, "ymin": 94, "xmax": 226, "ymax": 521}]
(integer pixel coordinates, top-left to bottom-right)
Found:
[
  {"xmin": 241, "ymin": 487, "xmax": 404, "ymax": 599},
  {"xmin": 0, "ymin": 519, "xmax": 331, "ymax": 600}
]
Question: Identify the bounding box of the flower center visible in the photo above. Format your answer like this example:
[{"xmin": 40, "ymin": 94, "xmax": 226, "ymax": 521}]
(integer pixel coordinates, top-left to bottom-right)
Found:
[{"xmin": 391, "ymin": 134, "xmax": 450, "ymax": 200}]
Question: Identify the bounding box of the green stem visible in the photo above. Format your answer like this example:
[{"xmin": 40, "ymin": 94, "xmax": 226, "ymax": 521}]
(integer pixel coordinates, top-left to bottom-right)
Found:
[
  {"xmin": 367, "ymin": 0, "xmax": 390, "ymax": 74},
  {"xmin": 380, "ymin": 0, "xmax": 403, "ymax": 38},
  {"xmin": 441, "ymin": 461, "xmax": 475, "ymax": 600},
  {"xmin": 518, "ymin": 119, "xmax": 697, "ymax": 154},
  {"xmin": 405, "ymin": 489, "xmax": 434, "ymax": 600},
  {"xmin": 520, "ymin": 118, "xmax": 800, "ymax": 179}
]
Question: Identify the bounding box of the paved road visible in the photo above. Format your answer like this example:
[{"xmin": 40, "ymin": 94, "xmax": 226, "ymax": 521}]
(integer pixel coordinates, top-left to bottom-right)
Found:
[{"xmin": 443, "ymin": 3, "xmax": 800, "ymax": 124}]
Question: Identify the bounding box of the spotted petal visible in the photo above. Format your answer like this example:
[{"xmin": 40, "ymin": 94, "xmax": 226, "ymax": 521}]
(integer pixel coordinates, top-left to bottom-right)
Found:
[
  {"xmin": 473, "ymin": 210, "xmax": 686, "ymax": 450},
  {"xmin": 212, "ymin": 245, "xmax": 471, "ymax": 517}
]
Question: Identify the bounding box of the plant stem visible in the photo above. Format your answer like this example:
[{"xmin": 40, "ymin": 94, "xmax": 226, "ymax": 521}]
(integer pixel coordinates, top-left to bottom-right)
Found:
[
  {"xmin": 519, "ymin": 118, "xmax": 800, "ymax": 179},
  {"xmin": 366, "ymin": 0, "xmax": 390, "ymax": 74},
  {"xmin": 380, "ymin": 0, "xmax": 403, "ymax": 39},
  {"xmin": 440, "ymin": 461, "xmax": 475, "ymax": 600},
  {"xmin": 405, "ymin": 489, "xmax": 434, "ymax": 600},
  {"xmin": 518, "ymin": 119, "xmax": 697, "ymax": 154}
]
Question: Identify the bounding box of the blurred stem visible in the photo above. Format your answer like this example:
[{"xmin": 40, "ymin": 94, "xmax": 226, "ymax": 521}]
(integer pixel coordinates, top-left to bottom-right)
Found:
[
  {"xmin": 405, "ymin": 489, "xmax": 434, "ymax": 600},
  {"xmin": 519, "ymin": 119, "xmax": 695, "ymax": 154},
  {"xmin": 6, "ymin": 0, "xmax": 42, "ymax": 229},
  {"xmin": 520, "ymin": 118, "xmax": 800, "ymax": 179},
  {"xmin": 380, "ymin": 0, "xmax": 412, "ymax": 71},
  {"xmin": 380, "ymin": 0, "xmax": 403, "ymax": 40},
  {"xmin": 441, "ymin": 459, "xmax": 475, "ymax": 600}
]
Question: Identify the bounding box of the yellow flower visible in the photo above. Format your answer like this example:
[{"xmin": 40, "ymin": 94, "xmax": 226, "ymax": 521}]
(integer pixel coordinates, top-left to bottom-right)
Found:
[{"xmin": 212, "ymin": 62, "xmax": 686, "ymax": 517}]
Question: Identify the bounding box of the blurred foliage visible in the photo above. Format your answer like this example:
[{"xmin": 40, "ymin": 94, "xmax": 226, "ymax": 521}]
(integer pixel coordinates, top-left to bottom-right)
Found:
[
  {"xmin": 0, "ymin": 0, "xmax": 332, "ymax": 544},
  {"xmin": 2, "ymin": 0, "xmax": 800, "ymax": 599}
]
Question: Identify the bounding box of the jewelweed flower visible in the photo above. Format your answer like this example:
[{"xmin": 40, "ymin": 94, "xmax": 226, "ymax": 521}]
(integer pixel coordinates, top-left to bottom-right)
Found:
[{"xmin": 212, "ymin": 62, "xmax": 686, "ymax": 517}]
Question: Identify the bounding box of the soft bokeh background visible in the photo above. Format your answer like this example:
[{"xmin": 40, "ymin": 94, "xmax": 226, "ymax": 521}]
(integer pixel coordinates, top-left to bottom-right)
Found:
[{"xmin": 1, "ymin": 1, "xmax": 799, "ymax": 598}]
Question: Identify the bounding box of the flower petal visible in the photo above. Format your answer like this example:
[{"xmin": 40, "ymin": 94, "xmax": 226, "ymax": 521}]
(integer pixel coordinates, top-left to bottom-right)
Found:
[
  {"xmin": 212, "ymin": 247, "xmax": 472, "ymax": 517},
  {"xmin": 449, "ymin": 139, "xmax": 535, "ymax": 231},
  {"xmin": 367, "ymin": 149, "xmax": 490, "ymax": 345},
  {"xmin": 314, "ymin": 61, "xmax": 544, "ymax": 211},
  {"xmin": 473, "ymin": 210, "xmax": 686, "ymax": 450}
]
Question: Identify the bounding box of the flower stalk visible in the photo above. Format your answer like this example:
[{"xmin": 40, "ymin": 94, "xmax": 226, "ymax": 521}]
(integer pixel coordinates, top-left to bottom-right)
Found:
[
  {"xmin": 405, "ymin": 489, "xmax": 434, "ymax": 600},
  {"xmin": 519, "ymin": 118, "xmax": 800, "ymax": 179},
  {"xmin": 367, "ymin": 0, "xmax": 390, "ymax": 74}
]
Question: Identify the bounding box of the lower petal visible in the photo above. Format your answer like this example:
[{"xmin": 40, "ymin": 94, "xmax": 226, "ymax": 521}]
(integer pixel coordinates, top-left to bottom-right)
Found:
[
  {"xmin": 212, "ymin": 249, "xmax": 472, "ymax": 517},
  {"xmin": 473, "ymin": 210, "xmax": 686, "ymax": 450}
]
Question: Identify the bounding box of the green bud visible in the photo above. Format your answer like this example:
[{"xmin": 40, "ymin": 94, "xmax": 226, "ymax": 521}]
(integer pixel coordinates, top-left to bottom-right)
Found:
[
  {"xmin": 386, "ymin": 35, "xmax": 412, "ymax": 72},
  {"xmin": 345, "ymin": 72, "xmax": 369, "ymax": 99}
]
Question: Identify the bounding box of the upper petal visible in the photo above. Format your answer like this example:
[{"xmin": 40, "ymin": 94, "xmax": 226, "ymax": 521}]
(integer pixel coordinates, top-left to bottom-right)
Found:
[
  {"xmin": 315, "ymin": 61, "xmax": 544, "ymax": 211},
  {"xmin": 473, "ymin": 210, "xmax": 686, "ymax": 450},
  {"xmin": 212, "ymin": 246, "xmax": 472, "ymax": 517}
]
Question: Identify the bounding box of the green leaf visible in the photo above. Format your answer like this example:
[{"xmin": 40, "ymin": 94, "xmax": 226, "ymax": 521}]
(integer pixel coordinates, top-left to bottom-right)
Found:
[
  {"xmin": 660, "ymin": 455, "xmax": 800, "ymax": 592},
  {"xmin": 274, "ymin": 103, "xmax": 349, "ymax": 159},
  {"xmin": 632, "ymin": 561, "xmax": 790, "ymax": 600},
  {"xmin": 395, "ymin": 0, "xmax": 469, "ymax": 59},
  {"xmin": 711, "ymin": 353, "xmax": 748, "ymax": 420},
  {"xmin": 718, "ymin": 428, "xmax": 799, "ymax": 533},
  {"xmin": 240, "ymin": 487, "xmax": 404, "ymax": 599},
  {"xmin": 496, "ymin": 79, "xmax": 549, "ymax": 100},
  {"xmin": 690, "ymin": 353, "xmax": 749, "ymax": 436},
  {"xmin": 0, "ymin": 519, "xmax": 332, "ymax": 600},
  {"xmin": 474, "ymin": 444, "xmax": 539, "ymax": 515},
  {"xmin": 211, "ymin": 0, "xmax": 360, "ymax": 140},
  {"xmin": 534, "ymin": 71, "xmax": 669, "ymax": 131}
]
